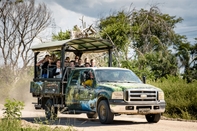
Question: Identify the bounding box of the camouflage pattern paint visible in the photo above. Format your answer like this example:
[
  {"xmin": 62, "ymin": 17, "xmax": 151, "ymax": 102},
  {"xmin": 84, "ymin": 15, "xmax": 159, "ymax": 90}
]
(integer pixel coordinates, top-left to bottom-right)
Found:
[
  {"xmin": 30, "ymin": 81, "xmax": 61, "ymax": 95},
  {"xmin": 98, "ymin": 83, "xmax": 163, "ymax": 91},
  {"xmin": 64, "ymin": 82, "xmax": 163, "ymax": 112}
]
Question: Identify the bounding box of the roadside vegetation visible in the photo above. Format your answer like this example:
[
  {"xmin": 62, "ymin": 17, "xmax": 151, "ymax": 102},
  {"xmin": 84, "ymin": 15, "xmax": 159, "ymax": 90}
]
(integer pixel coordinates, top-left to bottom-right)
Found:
[
  {"xmin": 0, "ymin": 98, "xmax": 75, "ymax": 131},
  {"xmin": 0, "ymin": 118, "xmax": 74, "ymax": 131},
  {"xmin": 148, "ymin": 76, "xmax": 197, "ymax": 120},
  {"xmin": 96, "ymin": 3, "xmax": 197, "ymax": 121}
]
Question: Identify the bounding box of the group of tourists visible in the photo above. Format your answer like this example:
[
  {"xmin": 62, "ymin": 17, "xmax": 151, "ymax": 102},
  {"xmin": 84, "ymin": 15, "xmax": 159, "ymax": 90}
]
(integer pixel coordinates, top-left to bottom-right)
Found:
[
  {"xmin": 64, "ymin": 56, "xmax": 96, "ymax": 68},
  {"xmin": 36, "ymin": 54, "xmax": 96, "ymax": 79}
]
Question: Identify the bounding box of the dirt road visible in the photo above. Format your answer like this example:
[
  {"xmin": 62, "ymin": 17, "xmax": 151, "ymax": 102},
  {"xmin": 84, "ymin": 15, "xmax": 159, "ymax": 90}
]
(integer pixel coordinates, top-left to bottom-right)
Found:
[{"xmin": 1, "ymin": 108, "xmax": 196, "ymax": 131}]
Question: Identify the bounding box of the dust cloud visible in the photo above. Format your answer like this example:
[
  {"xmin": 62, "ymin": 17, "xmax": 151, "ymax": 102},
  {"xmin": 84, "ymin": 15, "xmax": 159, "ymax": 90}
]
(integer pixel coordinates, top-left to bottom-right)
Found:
[
  {"xmin": 4, "ymin": 74, "xmax": 37, "ymax": 111},
  {"xmin": 9, "ymin": 81, "xmax": 37, "ymax": 111}
]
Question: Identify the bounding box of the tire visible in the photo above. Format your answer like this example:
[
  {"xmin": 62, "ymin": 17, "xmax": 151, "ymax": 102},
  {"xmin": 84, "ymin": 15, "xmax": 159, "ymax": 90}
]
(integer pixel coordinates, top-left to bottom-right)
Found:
[
  {"xmin": 86, "ymin": 113, "xmax": 98, "ymax": 119},
  {"xmin": 145, "ymin": 113, "xmax": 161, "ymax": 123},
  {"xmin": 45, "ymin": 99, "xmax": 58, "ymax": 120},
  {"xmin": 98, "ymin": 100, "xmax": 114, "ymax": 124}
]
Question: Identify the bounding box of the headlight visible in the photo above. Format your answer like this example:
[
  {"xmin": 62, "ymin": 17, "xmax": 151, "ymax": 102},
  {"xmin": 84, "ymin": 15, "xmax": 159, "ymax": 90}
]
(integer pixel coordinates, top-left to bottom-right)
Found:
[
  {"xmin": 158, "ymin": 91, "xmax": 164, "ymax": 100},
  {"xmin": 111, "ymin": 91, "xmax": 123, "ymax": 99}
]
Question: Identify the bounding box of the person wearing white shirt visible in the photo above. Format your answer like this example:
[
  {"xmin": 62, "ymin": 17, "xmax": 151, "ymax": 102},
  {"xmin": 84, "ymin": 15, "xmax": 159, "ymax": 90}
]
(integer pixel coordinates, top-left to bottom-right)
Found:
[{"xmin": 52, "ymin": 59, "xmax": 62, "ymax": 78}]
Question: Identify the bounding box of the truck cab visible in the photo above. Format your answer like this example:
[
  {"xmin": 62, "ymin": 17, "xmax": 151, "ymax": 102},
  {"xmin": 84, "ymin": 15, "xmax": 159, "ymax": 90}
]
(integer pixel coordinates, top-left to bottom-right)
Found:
[{"xmin": 30, "ymin": 38, "xmax": 166, "ymax": 124}]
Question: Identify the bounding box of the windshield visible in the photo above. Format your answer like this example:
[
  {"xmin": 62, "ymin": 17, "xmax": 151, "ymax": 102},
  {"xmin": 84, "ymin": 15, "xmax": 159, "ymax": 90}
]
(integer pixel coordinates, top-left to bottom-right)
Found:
[{"xmin": 95, "ymin": 69, "xmax": 142, "ymax": 83}]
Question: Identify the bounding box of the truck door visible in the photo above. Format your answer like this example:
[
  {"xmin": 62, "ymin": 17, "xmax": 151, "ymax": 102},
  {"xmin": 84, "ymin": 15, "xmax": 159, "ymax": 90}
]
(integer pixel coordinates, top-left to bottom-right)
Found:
[
  {"xmin": 65, "ymin": 69, "xmax": 82, "ymax": 110},
  {"xmin": 66, "ymin": 69, "xmax": 97, "ymax": 111},
  {"xmin": 78, "ymin": 70, "xmax": 97, "ymax": 111}
]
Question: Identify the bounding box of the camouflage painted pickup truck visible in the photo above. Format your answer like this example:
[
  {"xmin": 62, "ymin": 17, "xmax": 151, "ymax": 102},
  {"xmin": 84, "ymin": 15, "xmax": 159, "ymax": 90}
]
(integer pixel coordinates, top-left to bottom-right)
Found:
[{"xmin": 30, "ymin": 38, "xmax": 166, "ymax": 124}]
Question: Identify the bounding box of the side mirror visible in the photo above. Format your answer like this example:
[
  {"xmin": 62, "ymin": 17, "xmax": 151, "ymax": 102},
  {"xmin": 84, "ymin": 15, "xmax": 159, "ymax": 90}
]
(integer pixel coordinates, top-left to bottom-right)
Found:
[{"xmin": 142, "ymin": 76, "xmax": 146, "ymax": 84}]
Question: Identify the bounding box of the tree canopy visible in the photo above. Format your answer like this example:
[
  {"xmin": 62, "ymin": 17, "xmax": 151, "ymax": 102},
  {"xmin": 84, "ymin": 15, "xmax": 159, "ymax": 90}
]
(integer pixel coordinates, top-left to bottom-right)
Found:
[
  {"xmin": 97, "ymin": 6, "xmax": 194, "ymax": 80},
  {"xmin": 52, "ymin": 30, "xmax": 70, "ymax": 41},
  {"xmin": 51, "ymin": 5, "xmax": 197, "ymax": 82}
]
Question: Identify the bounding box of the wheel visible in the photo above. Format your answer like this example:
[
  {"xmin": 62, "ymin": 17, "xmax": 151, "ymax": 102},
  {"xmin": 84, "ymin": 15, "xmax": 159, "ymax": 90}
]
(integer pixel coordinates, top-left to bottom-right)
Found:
[
  {"xmin": 145, "ymin": 113, "xmax": 161, "ymax": 123},
  {"xmin": 98, "ymin": 100, "xmax": 114, "ymax": 124},
  {"xmin": 86, "ymin": 113, "xmax": 98, "ymax": 119},
  {"xmin": 45, "ymin": 99, "xmax": 58, "ymax": 120}
]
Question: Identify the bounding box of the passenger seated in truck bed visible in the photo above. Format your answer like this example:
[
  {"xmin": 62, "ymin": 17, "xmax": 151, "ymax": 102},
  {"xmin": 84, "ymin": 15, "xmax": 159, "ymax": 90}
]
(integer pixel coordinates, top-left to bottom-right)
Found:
[{"xmin": 48, "ymin": 59, "xmax": 62, "ymax": 78}]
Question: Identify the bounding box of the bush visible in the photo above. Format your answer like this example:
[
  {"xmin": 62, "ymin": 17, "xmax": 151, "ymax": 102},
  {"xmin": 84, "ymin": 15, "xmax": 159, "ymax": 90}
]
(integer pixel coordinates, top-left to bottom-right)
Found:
[
  {"xmin": 0, "ymin": 119, "xmax": 22, "ymax": 131},
  {"xmin": 148, "ymin": 76, "xmax": 197, "ymax": 120},
  {"xmin": 3, "ymin": 98, "xmax": 25, "ymax": 119},
  {"xmin": 0, "ymin": 118, "xmax": 74, "ymax": 131}
]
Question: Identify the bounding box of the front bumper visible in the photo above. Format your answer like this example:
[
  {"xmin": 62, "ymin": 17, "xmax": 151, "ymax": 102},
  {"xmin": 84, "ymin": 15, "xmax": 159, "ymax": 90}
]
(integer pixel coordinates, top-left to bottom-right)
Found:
[{"xmin": 109, "ymin": 99, "xmax": 166, "ymax": 114}]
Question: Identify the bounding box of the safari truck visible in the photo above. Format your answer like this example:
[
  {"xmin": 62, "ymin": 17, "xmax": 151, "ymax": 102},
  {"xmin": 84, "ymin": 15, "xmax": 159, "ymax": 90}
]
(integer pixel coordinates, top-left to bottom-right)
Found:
[{"xmin": 30, "ymin": 37, "xmax": 166, "ymax": 124}]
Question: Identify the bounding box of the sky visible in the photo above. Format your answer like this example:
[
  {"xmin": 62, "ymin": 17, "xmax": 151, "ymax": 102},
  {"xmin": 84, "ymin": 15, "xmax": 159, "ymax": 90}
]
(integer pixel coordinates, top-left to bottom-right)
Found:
[{"xmin": 36, "ymin": 0, "xmax": 197, "ymax": 44}]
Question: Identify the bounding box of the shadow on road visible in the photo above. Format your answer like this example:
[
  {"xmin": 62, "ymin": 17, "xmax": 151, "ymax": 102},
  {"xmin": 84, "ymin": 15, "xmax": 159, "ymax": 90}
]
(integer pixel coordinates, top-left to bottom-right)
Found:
[{"xmin": 22, "ymin": 116, "xmax": 148, "ymax": 127}]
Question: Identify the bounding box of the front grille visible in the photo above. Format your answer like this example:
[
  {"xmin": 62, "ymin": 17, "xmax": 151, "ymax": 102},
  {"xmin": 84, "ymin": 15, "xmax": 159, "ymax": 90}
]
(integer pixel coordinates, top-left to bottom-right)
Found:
[{"xmin": 124, "ymin": 89, "xmax": 157, "ymax": 102}]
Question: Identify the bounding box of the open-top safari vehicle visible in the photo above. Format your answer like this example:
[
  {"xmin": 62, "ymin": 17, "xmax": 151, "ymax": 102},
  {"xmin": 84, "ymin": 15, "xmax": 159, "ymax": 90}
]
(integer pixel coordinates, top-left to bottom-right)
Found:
[{"xmin": 30, "ymin": 37, "xmax": 166, "ymax": 124}]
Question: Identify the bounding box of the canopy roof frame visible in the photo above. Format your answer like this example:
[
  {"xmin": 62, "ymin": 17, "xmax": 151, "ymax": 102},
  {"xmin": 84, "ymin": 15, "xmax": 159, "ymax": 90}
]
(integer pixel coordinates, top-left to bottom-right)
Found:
[{"xmin": 31, "ymin": 37, "xmax": 114, "ymax": 53}]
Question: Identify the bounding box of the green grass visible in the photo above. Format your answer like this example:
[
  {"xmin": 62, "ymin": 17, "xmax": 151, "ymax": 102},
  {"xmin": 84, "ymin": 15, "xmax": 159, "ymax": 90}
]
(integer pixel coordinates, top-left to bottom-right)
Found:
[
  {"xmin": 0, "ymin": 95, "xmax": 76, "ymax": 131},
  {"xmin": 0, "ymin": 118, "xmax": 76, "ymax": 131},
  {"xmin": 148, "ymin": 76, "xmax": 197, "ymax": 120},
  {"xmin": 0, "ymin": 119, "xmax": 22, "ymax": 131}
]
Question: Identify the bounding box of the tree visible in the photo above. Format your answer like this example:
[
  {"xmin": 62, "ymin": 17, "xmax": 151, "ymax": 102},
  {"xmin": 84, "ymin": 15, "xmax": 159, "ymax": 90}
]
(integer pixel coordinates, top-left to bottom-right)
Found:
[
  {"xmin": 190, "ymin": 38, "xmax": 197, "ymax": 68},
  {"xmin": 131, "ymin": 6, "xmax": 183, "ymax": 54},
  {"xmin": 0, "ymin": 0, "xmax": 51, "ymax": 71},
  {"xmin": 190, "ymin": 41, "xmax": 197, "ymax": 80},
  {"xmin": 52, "ymin": 30, "xmax": 71, "ymax": 41},
  {"xmin": 98, "ymin": 11, "xmax": 132, "ymax": 63},
  {"xmin": 98, "ymin": 6, "xmax": 182, "ymax": 79},
  {"xmin": 145, "ymin": 50, "xmax": 178, "ymax": 79},
  {"xmin": 129, "ymin": 6, "xmax": 183, "ymax": 79},
  {"xmin": 174, "ymin": 36, "xmax": 197, "ymax": 82}
]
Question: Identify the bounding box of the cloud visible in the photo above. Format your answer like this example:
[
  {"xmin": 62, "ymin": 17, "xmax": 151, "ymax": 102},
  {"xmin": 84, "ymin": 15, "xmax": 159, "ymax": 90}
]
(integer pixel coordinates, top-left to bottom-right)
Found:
[
  {"xmin": 36, "ymin": 0, "xmax": 197, "ymax": 43},
  {"xmin": 40, "ymin": 1, "xmax": 96, "ymax": 30},
  {"xmin": 50, "ymin": 0, "xmax": 197, "ymax": 26},
  {"xmin": 44, "ymin": 0, "xmax": 145, "ymax": 18}
]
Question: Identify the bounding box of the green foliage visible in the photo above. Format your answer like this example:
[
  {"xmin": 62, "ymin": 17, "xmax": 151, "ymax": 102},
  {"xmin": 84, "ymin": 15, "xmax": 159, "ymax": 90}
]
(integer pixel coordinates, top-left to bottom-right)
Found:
[
  {"xmin": 174, "ymin": 36, "xmax": 197, "ymax": 82},
  {"xmin": 131, "ymin": 7, "xmax": 183, "ymax": 54},
  {"xmin": 145, "ymin": 51, "xmax": 178, "ymax": 79},
  {"xmin": 0, "ymin": 119, "xmax": 75, "ymax": 131},
  {"xmin": 15, "ymin": 0, "xmax": 23, "ymax": 3},
  {"xmin": 34, "ymin": 117, "xmax": 50, "ymax": 125},
  {"xmin": 121, "ymin": 51, "xmax": 179, "ymax": 80},
  {"xmin": 121, "ymin": 60, "xmax": 155, "ymax": 80},
  {"xmin": 52, "ymin": 30, "xmax": 71, "ymax": 41},
  {"xmin": 148, "ymin": 76, "xmax": 197, "ymax": 120},
  {"xmin": 98, "ymin": 6, "xmax": 185, "ymax": 79},
  {"xmin": 128, "ymin": 7, "xmax": 182, "ymax": 80},
  {"xmin": 0, "ymin": 119, "xmax": 21, "ymax": 131},
  {"xmin": 3, "ymin": 98, "xmax": 25, "ymax": 119},
  {"xmin": 99, "ymin": 11, "xmax": 131, "ymax": 59}
]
